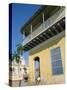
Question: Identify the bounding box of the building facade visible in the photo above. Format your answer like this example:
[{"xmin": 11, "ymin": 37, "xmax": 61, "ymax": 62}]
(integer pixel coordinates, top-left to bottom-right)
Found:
[
  {"xmin": 9, "ymin": 56, "xmax": 28, "ymax": 86},
  {"xmin": 21, "ymin": 5, "xmax": 65, "ymax": 85}
]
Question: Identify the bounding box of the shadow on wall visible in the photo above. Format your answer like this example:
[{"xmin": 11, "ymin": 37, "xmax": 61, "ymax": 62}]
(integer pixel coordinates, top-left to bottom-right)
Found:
[{"xmin": 29, "ymin": 33, "xmax": 65, "ymax": 55}]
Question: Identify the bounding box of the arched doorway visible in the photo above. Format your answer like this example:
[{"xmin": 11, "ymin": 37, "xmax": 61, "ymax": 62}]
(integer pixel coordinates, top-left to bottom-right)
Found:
[{"xmin": 34, "ymin": 57, "xmax": 40, "ymax": 82}]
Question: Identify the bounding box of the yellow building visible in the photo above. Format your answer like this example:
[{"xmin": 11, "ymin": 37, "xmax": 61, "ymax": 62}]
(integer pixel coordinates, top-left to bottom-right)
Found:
[{"xmin": 21, "ymin": 5, "xmax": 65, "ymax": 85}]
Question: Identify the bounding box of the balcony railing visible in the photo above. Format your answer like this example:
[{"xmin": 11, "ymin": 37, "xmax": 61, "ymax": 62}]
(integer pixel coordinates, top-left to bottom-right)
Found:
[{"xmin": 23, "ymin": 8, "xmax": 65, "ymax": 46}]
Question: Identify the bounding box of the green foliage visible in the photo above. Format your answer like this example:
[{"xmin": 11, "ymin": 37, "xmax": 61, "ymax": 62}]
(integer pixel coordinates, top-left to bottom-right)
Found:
[
  {"xmin": 15, "ymin": 54, "xmax": 20, "ymax": 63},
  {"xmin": 12, "ymin": 52, "xmax": 20, "ymax": 63},
  {"xmin": 11, "ymin": 43, "xmax": 24, "ymax": 63},
  {"xmin": 16, "ymin": 44, "xmax": 24, "ymax": 55}
]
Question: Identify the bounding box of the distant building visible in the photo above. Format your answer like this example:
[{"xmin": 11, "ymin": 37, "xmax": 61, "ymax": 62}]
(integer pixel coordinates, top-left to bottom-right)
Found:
[
  {"xmin": 9, "ymin": 55, "xmax": 28, "ymax": 86},
  {"xmin": 21, "ymin": 5, "xmax": 65, "ymax": 84}
]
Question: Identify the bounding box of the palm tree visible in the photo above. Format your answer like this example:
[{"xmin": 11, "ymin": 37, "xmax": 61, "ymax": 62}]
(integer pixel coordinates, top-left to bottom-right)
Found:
[
  {"xmin": 14, "ymin": 52, "xmax": 20, "ymax": 63},
  {"xmin": 12, "ymin": 44, "xmax": 24, "ymax": 64},
  {"xmin": 16, "ymin": 44, "xmax": 24, "ymax": 86},
  {"xmin": 16, "ymin": 43, "xmax": 24, "ymax": 56}
]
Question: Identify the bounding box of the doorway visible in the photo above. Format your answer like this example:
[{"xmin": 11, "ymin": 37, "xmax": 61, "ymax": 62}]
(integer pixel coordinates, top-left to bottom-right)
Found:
[{"xmin": 34, "ymin": 56, "xmax": 40, "ymax": 82}]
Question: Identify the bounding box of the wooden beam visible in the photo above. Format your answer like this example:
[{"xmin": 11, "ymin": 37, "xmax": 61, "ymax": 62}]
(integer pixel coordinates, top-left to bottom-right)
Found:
[
  {"xmin": 52, "ymin": 26, "xmax": 59, "ymax": 34},
  {"xmin": 48, "ymin": 29, "xmax": 55, "ymax": 36},
  {"xmin": 57, "ymin": 23, "xmax": 64, "ymax": 31}
]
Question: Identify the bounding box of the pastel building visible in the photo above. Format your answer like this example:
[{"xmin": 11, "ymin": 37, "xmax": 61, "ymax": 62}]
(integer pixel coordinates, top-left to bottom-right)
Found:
[
  {"xmin": 21, "ymin": 5, "xmax": 65, "ymax": 84},
  {"xmin": 9, "ymin": 56, "xmax": 28, "ymax": 86}
]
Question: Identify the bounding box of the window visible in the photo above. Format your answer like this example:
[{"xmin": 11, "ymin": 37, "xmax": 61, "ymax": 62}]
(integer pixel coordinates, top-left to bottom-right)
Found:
[
  {"xmin": 51, "ymin": 47, "xmax": 63, "ymax": 75},
  {"xmin": 9, "ymin": 67, "xmax": 14, "ymax": 72}
]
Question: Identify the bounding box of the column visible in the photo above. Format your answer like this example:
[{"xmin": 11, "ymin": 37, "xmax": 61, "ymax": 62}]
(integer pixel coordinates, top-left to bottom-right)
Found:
[
  {"xmin": 23, "ymin": 31, "xmax": 25, "ymax": 40},
  {"xmin": 31, "ymin": 24, "xmax": 32, "ymax": 39},
  {"xmin": 42, "ymin": 13, "xmax": 45, "ymax": 28}
]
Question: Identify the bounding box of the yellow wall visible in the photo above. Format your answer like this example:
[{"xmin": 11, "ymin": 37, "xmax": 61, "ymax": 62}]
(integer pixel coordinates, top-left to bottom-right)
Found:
[{"xmin": 28, "ymin": 32, "xmax": 65, "ymax": 84}]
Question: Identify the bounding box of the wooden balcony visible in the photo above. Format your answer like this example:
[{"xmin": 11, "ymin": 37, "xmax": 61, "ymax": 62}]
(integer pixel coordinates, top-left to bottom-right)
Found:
[{"xmin": 22, "ymin": 7, "xmax": 65, "ymax": 51}]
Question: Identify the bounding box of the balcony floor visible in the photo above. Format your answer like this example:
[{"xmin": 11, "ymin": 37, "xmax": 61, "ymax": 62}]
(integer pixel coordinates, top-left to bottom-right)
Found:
[{"xmin": 23, "ymin": 17, "xmax": 65, "ymax": 51}]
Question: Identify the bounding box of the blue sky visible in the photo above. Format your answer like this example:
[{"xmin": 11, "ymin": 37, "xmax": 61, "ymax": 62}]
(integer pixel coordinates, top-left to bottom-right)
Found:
[{"xmin": 12, "ymin": 3, "xmax": 41, "ymax": 64}]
